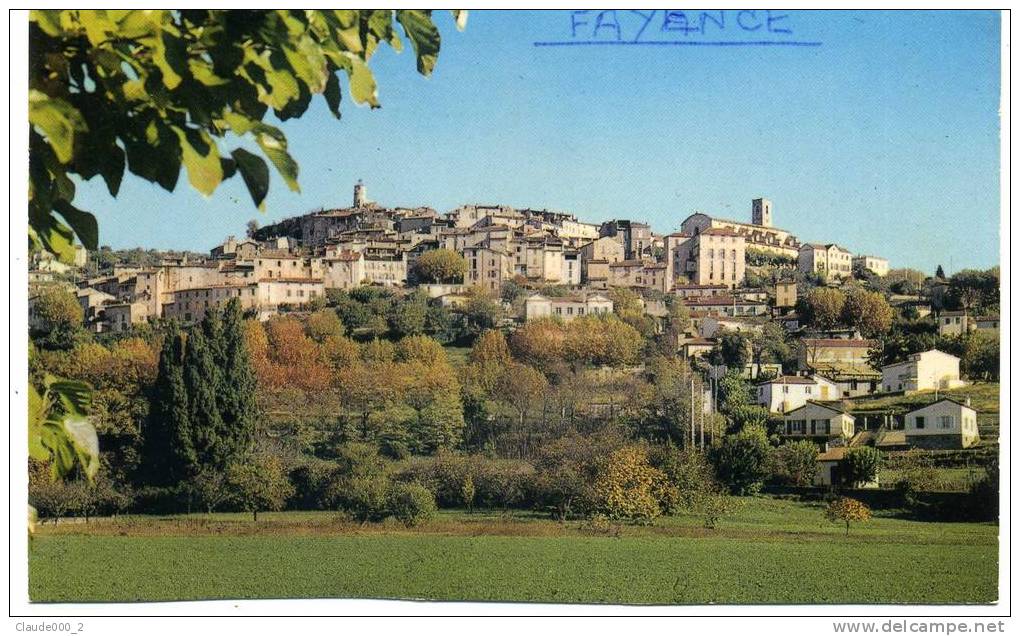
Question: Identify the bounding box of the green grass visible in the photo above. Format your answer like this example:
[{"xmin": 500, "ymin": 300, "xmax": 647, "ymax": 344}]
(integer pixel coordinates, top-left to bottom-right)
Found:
[
  {"xmin": 844, "ymin": 382, "xmax": 1000, "ymax": 415},
  {"xmin": 877, "ymin": 467, "xmax": 984, "ymax": 491},
  {"xmin": 28, "ymin": 498, "xmax": 998, "ymax": 605}
]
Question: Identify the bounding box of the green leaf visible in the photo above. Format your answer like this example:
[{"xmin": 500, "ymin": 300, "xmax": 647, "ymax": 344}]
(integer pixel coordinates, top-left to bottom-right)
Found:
[
  {"xmin": 30, "ymin": 10, "xmax": 64, "ymax": 36},
  {"xmin": 231, "ymin": 148, "xmax": 270, "ymax": 209},
  {"xmin": 188, "ymin": 58, "xmax": 229, "ymax": 86},
  {"xmin": 47, "ymin": 376, "xmax": 93, "ymax": 415},
  {"xmin": 397, "ymin": 10, "xmax": 441, "ymax": 75},
  {"xmin": 343, "ymin": 54, "xmax": 379, "ymax": 107},
  {"xmin": 53, "ymin": 200, "xmax": 99, "ymax": 251},
  {"xmin": 323, "ymin": 72, "xmax": 342, "ymax": 119},
  {"xmin": 152, "ymin": 29, "xmax": 187, "ymax": 89},
  {"xmin": 28, "ymin": 90, "xmax": 87, "ymax": 164},
  {"xmin": 29, "ymin": 212, "xmax": 76, "ymax": 264},
  {"xmin": 253, "ymin": 125, "xmax": 300, "ymax": 193},
  {"xmin": 172, "ymin": 126, "xmax": 223, "ymax": 196},
  {"xmin": 63, "ymin": 415, "xmax": 100, "ymax": 480}
]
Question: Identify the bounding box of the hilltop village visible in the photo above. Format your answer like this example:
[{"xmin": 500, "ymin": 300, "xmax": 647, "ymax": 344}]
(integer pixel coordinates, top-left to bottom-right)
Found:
[{"xmin": 29, "ymin": 182, "xmax": 999, "ymax": 494}]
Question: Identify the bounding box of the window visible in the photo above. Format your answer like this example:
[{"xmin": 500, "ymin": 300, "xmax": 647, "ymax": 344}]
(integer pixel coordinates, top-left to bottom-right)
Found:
[
  {"xmin": 939, "ymin": 415, "xmax": 953, "ymax": 429},
  {"xmin": 915, "ymin": 416, "xmax": 925, "ymax": 429}
]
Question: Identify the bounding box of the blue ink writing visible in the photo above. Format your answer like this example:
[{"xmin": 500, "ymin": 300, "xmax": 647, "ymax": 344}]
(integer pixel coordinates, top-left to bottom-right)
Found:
[{"xmin": 540, "ymin": 9, "xmax": 820, "ymax": 48}]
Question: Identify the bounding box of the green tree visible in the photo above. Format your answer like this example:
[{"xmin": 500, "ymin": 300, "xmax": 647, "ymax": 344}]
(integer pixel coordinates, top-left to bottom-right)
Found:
[
  {"xmin": 749, "ymin": 321, "xmax": 789, "ymax": 377},
  {"xmin": 225, "ymin": 453, "xmax": 294, "ymax": 522},
  {"xmin": 842, "ymin": 288, "xmax": 894, "ymax": 338},
  {"xmin": 413, "ymin": 249, "xmax": 467, "ymax": 284},
  {"xmin": 711, "ymin": 425, "xmax": 771, "ymax": 495},
  {"xmin": 800, "ymin": 287, "xmax": 847, "ymax": 331},
  {"xmin": 28, "ymin": 9, "xmax": 464, "ymax": 262},
  {"xmin": 770, "ymin": 440, "xmax": 819, "ymax": 487},
  {"xmin": 711, "ymin": 330, "xmax": 750, "ymax": 370},
  {"xmin": 387, "ymin": 482, "xmax": 437, "ymax": 527},
  {"xmin": 962, "ymin": 331, "xmax": 999, "ymax": 380},
  {"xmin": 144, "ymin": 325, "xmax": 191, "ymax": 485},
  {"xmin": 182, "ymin": 328, "xmax": 225, "ymax": 470},
  {"xmin": 842, "ymin": 447, "xmax": 882, "ymax": 487},
  {"xmin": 388, "ymin": 295, "xmax": 428, "ymax": 338},
  {"xmin": 216, "ymin": 299, "xmax": 258, "ymax": 461},
  {"xmin": 304, "ymin": 308, "xmax": 345, "ymax": 343},
  {"xmin": 31, "ymin": 287, "xmax": 83, "ymax": 335}
]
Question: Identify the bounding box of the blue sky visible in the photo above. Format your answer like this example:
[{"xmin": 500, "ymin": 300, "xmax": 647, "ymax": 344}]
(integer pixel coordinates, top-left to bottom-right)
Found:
[{"xmin": 75, "ymin": 10, "xmax": 1001, "ymax": 273}]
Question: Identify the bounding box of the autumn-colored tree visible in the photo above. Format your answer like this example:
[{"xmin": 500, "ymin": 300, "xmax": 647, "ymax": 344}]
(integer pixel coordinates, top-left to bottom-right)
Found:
[
  {"xmin": 496, "ymin": 362, "xmax": 548, "ymax": 437},
  {"xmin": 564, "ymin": 315, "xmax": 643, "ymax": 368},
  {"xmin": 591, "ymin": 446, "xmax": 666, "ymax": 522},
  {"xmin": 842, "ymin": 288, "xmax": 894, "ymax": 338},
  {"xmin": 31, "ymin": 286, "xmax": 85, "ymax": 349},
  {"xmin": 801, "ymin": 287, "xmax": 847, "ymax": 330},
  {"xmin": 413, "ymin": 249, "xmax": 467, "ymax": 284},
  {"xmin": 361, "ymin": 338, "xmax": 396, "ymax": 363},
  {"xmin": 469, "ymin": 329, "xmax": 511, "ymax": 366},
  {"xmin": 318, "ymin": 334, "xmax": 360, "ymax": 374},
  {"xmin": 395, "ymin": 334, "xmax": 446, "ymax": 366},
  {"xmin": 304, "ymin": 309, "xmax": 345, "ymax": 343},
  {"xmin": 824, "ymin": 496, "xmax": 872, "ymax": 536},
  {"xmin": 509, "ymin": 318, "xmax": 565, "ymax": 372},
  {"xmin": 262, "ymin": 315, "xmax": 331, "ymax": 391}
]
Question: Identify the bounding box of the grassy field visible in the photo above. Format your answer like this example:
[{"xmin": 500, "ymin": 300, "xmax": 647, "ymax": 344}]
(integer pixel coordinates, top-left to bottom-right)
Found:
[
  {"xmin": 844, "ymin": 382, "xmax": 1000, "ymax": 415},
  {"xmin": 29, "ymin": 498, "xmax": 998, "ymax": 605}
]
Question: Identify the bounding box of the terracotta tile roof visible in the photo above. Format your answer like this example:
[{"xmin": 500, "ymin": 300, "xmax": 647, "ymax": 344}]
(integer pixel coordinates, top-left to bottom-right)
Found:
[
  {"xmin": 699, "ymin": 228, "xmax": 742, "ymax": 237},
  {"xmin": 801, "ymin": 338, "xmax": 878, "ymax": 348}
]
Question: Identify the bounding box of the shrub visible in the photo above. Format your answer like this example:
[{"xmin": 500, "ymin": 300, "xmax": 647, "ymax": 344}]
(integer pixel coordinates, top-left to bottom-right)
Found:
[
  {"xmin": 824, "ymin": 496, "xmax": 871, "ymax": 536},
  {"xmin": 770, "ymin": 440, "xmax": 819, "ymax": 487},
  {"xmin": 693, "ymin": 491, "xmax": 737, "ymax": 529},
  {"xmin": 340, "ymin": 475, "xmax": 391, "ymax": 523},
  {"xmin": 711, "ymin": 425, "xmax": 772, "ymax": 495},
  {"xmin": 590, "ymin": 446, "xmax": 665, "ymax": 523},
  {"xmin": 387, "ymin": 482, "xmax": 437, "ymax": 527},
  {"xmin": 224, "ymin": 454, "xmax": 295, "ymax": 522},
  {"xmin": 648, "ymin": 445, "xmax": 719, "ymax": 514}
]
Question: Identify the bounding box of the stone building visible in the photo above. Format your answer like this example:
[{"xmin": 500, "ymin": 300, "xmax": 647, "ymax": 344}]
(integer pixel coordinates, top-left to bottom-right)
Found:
[
  {"xmin": 798, "ymin": 243, "xmax": 853, "ymax": 282},
  {"xmin": 852, "ymin": 254, "xmax": 889, "ymax": 277},
  {"xmin": 670, "ymin": 228, "xmax": 746, "ymax": 289},
  {"xmin": 679, "ymin": 199, "xmax": 800, "ymax": 259}
]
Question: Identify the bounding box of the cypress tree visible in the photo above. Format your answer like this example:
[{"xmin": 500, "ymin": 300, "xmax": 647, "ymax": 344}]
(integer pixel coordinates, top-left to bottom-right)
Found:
[
  {"xmin": 183, "ymin": 327, "xmax": 226, "ymax": 471},
  {"xmin": 145, "ymin": 325, "xmax": 192, "ymax": 485},
  {"xmin": 218, "ymin": 298, "xmax": 258, "ymax": 459}
]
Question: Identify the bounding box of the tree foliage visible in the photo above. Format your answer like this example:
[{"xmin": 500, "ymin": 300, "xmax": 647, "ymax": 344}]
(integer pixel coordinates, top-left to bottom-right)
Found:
[
  {"xmin": 225, "ymin": 452, "xmax": 294, "ymax": 521},
  {"xmin": 28, "ymin": 9, "xmax": 463, "ymax": 262},
  {"xmin": 711, "ymin": 424, "xmax": 771, "ymax": 495},
  {"xmin": 842, "ymin": 447, "xmax": 882, "ymax": 487},
  {"xmin": 800, "ymin": 287, "xmax": 847, "ymax": 331},
  {"xmin": 413, "ymin": 249, "xmax": 467, "ymax": 284},
  {"xmin": 591, "ymin": 446, "xmax": 665, "ymax": 522},
  {"xmin": 841, "ymin": 288, "xmax": 894, "ymax": 338},
  {"xmin": 824, "ymin": 496, "xmax": 871, "ymax": 536},
  {"xmin": 145, "ymin": 300, "xmax": 257, "ymax": 484}
]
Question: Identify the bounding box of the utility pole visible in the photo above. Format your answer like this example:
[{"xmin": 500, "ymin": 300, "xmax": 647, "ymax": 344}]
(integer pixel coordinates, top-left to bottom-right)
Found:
[
  {"xmin": 699, "ymin": 378, "xmax": 705, "ymax": 449},
  {"xmin": 690, "ymin": 376, "xmax": 696, "ymax": 449}
]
